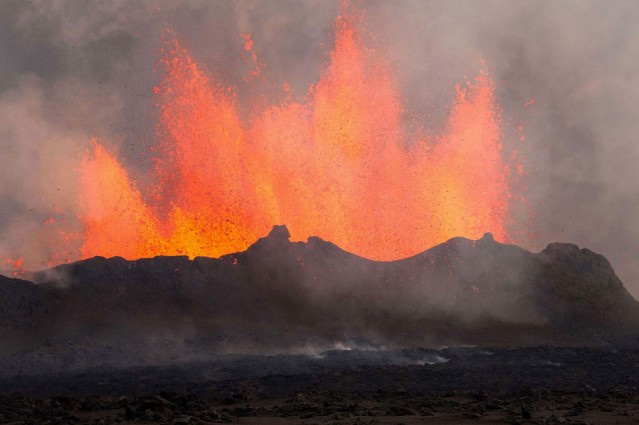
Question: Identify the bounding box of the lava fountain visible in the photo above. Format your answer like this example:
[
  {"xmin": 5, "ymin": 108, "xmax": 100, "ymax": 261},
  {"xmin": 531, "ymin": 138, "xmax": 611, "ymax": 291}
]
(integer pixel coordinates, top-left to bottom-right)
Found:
[{"xmin": 76, "ymin": 5, "xmax": 521, "ymax": 262}]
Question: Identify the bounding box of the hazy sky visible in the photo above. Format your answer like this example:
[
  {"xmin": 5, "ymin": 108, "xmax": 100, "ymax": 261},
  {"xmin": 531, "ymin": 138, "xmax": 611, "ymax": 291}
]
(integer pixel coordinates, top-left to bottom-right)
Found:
[{"xmin": 1, "ymin": 0, "xmax": 639, "ymax": 296}]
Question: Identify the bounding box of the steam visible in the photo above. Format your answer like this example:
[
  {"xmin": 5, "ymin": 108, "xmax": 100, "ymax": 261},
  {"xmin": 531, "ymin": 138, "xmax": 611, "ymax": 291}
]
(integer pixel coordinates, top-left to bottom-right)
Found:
[{"xmin": 0, "ymin": 1, "xmax": 638, "ymax": 297}]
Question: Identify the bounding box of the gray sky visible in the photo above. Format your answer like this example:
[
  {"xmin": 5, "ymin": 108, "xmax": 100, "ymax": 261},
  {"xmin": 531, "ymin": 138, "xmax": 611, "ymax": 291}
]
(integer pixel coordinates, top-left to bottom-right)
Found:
[{"xmin": 1, "ymin": 0, "xmax": 639, "ymax": 297}]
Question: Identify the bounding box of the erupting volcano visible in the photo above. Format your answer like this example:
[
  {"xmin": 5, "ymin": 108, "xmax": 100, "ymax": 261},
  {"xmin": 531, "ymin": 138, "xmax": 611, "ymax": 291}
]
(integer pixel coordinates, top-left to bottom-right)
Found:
[
  {"xmin": 74, "ymin": 4, "xmax": 520, "ymax": 263},
  {"xmin": 6, "ymin": 3, "xmax": 639, "ymax": 423}
]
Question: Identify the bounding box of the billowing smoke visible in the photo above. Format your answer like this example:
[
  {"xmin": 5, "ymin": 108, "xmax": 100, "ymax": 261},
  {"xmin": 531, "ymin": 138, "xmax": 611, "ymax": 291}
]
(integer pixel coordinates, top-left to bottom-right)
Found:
[{"xmin": 1, "ymin": 1, "xmax": 638, "ymax": 296}]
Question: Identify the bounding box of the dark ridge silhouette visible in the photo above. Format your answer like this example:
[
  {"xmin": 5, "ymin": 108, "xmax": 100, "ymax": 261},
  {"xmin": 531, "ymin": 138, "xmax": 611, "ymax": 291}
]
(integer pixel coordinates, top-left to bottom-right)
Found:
[{"xmin": 1, "ymin": 226, "xmax": 638, "ymax": 373}]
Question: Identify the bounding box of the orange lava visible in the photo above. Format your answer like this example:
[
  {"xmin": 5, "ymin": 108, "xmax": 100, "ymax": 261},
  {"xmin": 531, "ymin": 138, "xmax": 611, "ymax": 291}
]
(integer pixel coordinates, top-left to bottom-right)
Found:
[
  {"xmin": 77, "ymin": 5, "xmax": 518, "ymax": 262},
  {"xmin": 4, "ymin": 258, "xmax": 24, "ymax": 277}
]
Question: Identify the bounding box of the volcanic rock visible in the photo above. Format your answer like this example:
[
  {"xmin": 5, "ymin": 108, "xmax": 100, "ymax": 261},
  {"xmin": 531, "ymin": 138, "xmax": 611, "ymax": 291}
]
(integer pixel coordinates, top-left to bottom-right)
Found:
[{"xmin": 0, "ymin": 226, "xmax": 638, "ymax": 371}]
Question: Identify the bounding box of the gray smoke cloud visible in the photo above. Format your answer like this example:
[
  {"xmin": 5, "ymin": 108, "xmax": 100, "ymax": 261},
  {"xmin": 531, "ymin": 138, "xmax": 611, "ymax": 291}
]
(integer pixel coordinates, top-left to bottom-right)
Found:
[{"xmin": 1, "ymin": 0, "xmax": 638, "ymax": 296}]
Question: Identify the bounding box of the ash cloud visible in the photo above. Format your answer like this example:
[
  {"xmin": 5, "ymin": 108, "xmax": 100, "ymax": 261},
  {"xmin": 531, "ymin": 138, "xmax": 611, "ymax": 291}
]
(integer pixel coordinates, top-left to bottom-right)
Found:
[{"xmin": 0, "ymin": 0, "xmax": 638, "ymax": 298}]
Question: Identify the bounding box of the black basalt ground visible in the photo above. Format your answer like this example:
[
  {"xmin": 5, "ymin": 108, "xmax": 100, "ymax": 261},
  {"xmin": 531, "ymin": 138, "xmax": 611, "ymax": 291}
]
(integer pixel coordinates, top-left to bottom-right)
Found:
[{"xmin": 1, "ymin": 227, "xmax": 638, "ymax": 423}]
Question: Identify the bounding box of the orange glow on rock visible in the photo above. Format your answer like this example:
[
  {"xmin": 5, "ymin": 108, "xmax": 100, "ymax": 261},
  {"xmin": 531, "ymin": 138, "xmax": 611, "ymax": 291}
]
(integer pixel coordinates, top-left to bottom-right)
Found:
[{"xmin": 76, "ymin": 6, "xmax": 521, "ymax": 262}]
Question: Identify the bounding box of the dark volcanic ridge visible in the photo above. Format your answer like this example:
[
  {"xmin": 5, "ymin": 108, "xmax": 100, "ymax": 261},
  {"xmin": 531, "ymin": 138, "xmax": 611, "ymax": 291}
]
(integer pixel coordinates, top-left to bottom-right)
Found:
[{"xmin": 1, "ymin": 225, "xmax": 638, "ymax": 373}]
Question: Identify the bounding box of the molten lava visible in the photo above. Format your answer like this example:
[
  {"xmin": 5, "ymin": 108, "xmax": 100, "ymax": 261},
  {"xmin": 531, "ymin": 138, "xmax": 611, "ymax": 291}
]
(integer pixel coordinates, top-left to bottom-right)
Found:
[
  {"xmin": 77, "ymin": 6, "xmax": 519, "ymax": 262},
  {"xmin": 3, "ymin": 258, "xmax": 24, "ymax": 277}
]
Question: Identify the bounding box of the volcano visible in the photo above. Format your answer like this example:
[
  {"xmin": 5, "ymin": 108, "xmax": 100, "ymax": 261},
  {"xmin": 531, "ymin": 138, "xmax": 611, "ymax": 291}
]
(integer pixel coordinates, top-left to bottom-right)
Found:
[{"xmin": 1, "ymin": 227, "xmax": 638, "ymax": 375}]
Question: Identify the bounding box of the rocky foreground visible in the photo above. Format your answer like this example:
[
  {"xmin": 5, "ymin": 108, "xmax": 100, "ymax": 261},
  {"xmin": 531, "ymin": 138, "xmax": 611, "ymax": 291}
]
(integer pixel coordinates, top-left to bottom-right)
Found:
[
  {"xmin": 1, "ymin": 227, "xmax": 639, "ymax": 423},
  {"xmin": 1, "ymin": 346, "xmax": 639, "ymax": 424}
]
